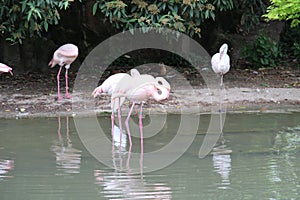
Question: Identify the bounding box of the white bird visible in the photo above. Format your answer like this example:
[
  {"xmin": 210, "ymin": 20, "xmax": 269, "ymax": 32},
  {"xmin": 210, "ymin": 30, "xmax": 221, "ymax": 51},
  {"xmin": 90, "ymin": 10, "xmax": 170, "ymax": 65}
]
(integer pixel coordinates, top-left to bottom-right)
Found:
[
  {"xmin": 112, "ymin": 69, "xmax": 170, "ymax": 147},
  {"xmin": 92, "ymin": 73, "xmax": 129, "ymax": 110},
  {"xmin": 92, "ymin": 72, "xmax": 130, "ymax": 141},
  {"xmin": 93, "ymin": 69, "xmax": 171, "ymax": 147},
  {"xmin": 92, "ymin": 69, "xmax": 170, "ymax": 118},
  {"xmin": 211, "ymin": 43, "xmax": 230, "ymax": 88}
]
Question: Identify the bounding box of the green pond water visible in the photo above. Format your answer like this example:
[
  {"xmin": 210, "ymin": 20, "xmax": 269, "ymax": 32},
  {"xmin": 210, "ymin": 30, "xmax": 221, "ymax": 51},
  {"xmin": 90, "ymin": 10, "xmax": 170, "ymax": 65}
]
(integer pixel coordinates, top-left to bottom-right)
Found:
[{"xmin": 0, "ymin": 112, "xmax": 300, "ymax": 199}]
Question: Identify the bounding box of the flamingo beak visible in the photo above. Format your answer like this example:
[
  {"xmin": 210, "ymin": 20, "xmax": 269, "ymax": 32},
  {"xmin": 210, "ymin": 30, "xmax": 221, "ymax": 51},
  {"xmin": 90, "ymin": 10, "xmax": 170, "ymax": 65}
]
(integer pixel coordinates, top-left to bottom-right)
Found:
[{"xmin": 9, "ymin": 70, "xmax": 13, "ymax": 75}]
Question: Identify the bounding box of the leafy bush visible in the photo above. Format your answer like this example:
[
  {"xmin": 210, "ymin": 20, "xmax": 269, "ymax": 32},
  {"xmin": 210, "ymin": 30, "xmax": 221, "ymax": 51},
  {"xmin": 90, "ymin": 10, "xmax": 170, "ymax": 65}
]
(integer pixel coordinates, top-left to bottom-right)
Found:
[
  {"xmin": 279, "ymin": 25, "xmax": 300, "ymax": 66},
  {"xmin": 93, "ymin": 0, "xmax": 234, "ymax": 38},
  {"xmin": 0, "ymin": 0, "xmax": 234, "ymax": 44},
  {"xmin": 242, "ymin": 32, "xmax": 282, "ymax": 68},
  {"xmin": 0, "ymin": 0, "xmax": 77, "ymax": 44},
  {"xmin": 263, "ymin": 0, "xmax": 300, "ymax": 28}
]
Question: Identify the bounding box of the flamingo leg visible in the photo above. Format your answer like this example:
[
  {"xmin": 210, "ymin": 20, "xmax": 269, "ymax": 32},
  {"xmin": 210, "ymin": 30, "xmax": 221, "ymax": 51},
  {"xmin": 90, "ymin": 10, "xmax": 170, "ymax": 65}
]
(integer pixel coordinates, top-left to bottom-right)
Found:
[
  {"xmin": 219, "ymin": 74, "xmax": 225, "ymax": 113},
  {"xmin": 57, "ymin": 66, "xmax": 63, "ymax": 100},
  {"xmin": 139, "ymin": 103, "xmax": 144, "ymax": 151},
  {"xmin": 220, "ymin": 74, "xmax": 224, "ymax": 89},
  {"xmin": 125, "ymin": 102, "xmax": 135, "ymax": 147},
  {"xmin": 65, "ymin": 68, "xmax": 72, "ymax": 99},
  {"xmin": 139, "ymin": 103, "xmax": 144, "ymax": 175},
  {"xmin": 117, "ymin": 97, "xmax": 123, "ymax": 144},
  {"xmin": 126, "ymin": 145, "xmax": 132, "ymax": 170},
  {"xmin": 111, "ymin": 98, "xmax": 115, "ymax": 141},
  {"xmin": 140, "ymin": 143, "xmax": 144, "ymax": 176},
  {"xmin": 219, "ymin": 74, "xmax": 225, "ymax": 132}
]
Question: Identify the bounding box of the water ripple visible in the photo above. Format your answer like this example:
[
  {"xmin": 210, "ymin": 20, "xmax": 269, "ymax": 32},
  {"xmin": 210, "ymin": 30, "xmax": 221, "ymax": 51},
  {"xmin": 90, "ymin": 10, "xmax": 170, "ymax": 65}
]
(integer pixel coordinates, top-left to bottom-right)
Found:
[
  {"xmin": 0, "ymin": 159, "xmax": 14, "ymax": 182},
  {"xmin": 94, "ymin": 169, "xmax": 172, "ymax": 199}
]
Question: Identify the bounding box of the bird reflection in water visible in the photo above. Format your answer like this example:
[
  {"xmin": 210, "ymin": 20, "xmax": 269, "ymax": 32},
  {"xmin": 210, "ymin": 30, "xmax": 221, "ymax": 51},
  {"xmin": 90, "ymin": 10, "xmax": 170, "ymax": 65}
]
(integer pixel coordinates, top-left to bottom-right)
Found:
[
  {"xmin": 50, "ymin": 115, "xmax": 82, "ymax": 175},
  {"xmin": 94, "ymin": 124, "xmax": 172, "ymax": 199},
  {"xmin": 212, "ymin": 142, "xmax": 232, "ymax": 190},
  {"xmin": 0, "ymin": 159, "xmax": 14, "ymax": 182},
  {"xmin": 111, "ymin": 125, "xmax": 127, "ymax": 172}
]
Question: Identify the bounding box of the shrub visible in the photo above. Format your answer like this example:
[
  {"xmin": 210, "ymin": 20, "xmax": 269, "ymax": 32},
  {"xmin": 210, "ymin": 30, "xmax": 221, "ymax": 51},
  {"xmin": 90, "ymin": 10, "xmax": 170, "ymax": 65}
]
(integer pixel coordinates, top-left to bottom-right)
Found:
[
  {"xmin": 92, "ymin": 0, "xmax": 234, "ymax": 38},
  {"xmin": 0, "ymin": 0, "xmax": 77, "ymax": 44},
  {"xmin": 263, "ymin": 0, "xmax": 300, "ymax": 28},
  {"xmin": 279, "ymin": 25, "xmax": 300, "ymax": 66},
  {"xmin": 242, "ymin": 32, "xmax": 282, "ymax": 68}
]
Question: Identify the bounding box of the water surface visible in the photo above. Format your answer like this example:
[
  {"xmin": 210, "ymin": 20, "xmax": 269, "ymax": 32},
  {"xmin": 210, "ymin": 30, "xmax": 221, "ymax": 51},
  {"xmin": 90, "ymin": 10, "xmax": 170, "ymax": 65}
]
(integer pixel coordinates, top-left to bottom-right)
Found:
[{"xmin": 1, "ymin": 112, "xmax": 300, "ymax": 199}]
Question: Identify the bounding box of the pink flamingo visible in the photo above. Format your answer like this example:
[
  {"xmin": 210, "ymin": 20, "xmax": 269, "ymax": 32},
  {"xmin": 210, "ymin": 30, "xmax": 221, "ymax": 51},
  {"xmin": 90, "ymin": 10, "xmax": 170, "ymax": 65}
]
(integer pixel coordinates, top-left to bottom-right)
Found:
[
  {"xmin": 49, "ymin": 44, "xmax": 78, "ymax": 100},
  {"xmin": 112, "ymin": 69, "xmax": 170, "ymax": 147},
  {"xmin": 92, "ymin": 72, "xmax": 131, "ymax": 138},
  {"xmin": 92, "ymin": 73, "xmax": 129, "ymax": 110},
  {"xmin": 0, "ymin": 63, "xmax": 13, "ymax": 75},
  {"xmin": 211, "ymin": 43, "xmax": 230, "ymax": 88},
  {"xmin": 93, "ymin": 69, "xmax": 171, "ymax": 147}
]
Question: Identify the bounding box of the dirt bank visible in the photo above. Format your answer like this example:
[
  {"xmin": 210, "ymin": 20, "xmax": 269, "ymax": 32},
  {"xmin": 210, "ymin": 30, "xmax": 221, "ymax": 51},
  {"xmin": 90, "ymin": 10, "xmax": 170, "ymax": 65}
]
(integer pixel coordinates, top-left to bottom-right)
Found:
[
  {"xmin": 0, "ymin": 87, "xmax": 299, "ymax": 119},
  {"xmin": 0, "ymin": 67, "xmax": 299, "ymax": 118}
]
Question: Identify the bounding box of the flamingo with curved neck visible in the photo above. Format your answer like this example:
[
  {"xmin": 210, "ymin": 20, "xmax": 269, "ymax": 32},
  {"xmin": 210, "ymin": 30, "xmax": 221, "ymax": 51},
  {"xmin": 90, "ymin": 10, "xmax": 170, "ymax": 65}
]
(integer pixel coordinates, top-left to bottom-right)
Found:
[
  {"xmin": 112, "ymin": 69, "xmax": 170, "ymax": 147},
  {"xmin": 211, "ymin": 43, "xmax": 230, "ymax": 88}
]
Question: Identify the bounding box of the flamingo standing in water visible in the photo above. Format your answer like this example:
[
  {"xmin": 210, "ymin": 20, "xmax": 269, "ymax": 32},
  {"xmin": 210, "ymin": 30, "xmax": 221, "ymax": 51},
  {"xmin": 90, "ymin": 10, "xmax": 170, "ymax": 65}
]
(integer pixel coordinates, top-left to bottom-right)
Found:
[
  {"xmin": 49, "ymin": 44, "xmax": 78, "ymax": 100},
  {"xmin": 112, "ymin": 69, "xmax": 170, "ymax": 147},
  {"xmin": 0, "ymin": 63, "xmax": 13, "ymax": 75},
  {"xmin": 211, "ymin": 43, "xmax": 230, "ymax": 88},
  {"xmin": 93, "ymin": 69, "xmax": 171, "ymax": 147},
  {"xmin": 92, "ymin": 72, "xmax": 131, "ymax": 137}
]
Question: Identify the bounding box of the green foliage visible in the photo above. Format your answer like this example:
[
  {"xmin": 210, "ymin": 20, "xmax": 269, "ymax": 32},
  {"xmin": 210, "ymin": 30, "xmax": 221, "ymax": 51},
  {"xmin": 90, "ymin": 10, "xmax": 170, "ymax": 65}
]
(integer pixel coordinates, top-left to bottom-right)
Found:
[
  {"xmin": 263, "ymin": 0, "xmax": 300, "ymax": 28},
  {"xmin": 92, "ymin": 0, "xmax": 235, "ymax": 38},
  {"xmin": 0, "ymin": 0, "xmax": 77, "ymax": 44},
  {"xmin": 242, "ymin": 32, "xmax": 282, "ymax": 68},
  {"xmin": 0, "ymin": 0, "xmax": 275, "ymax": 45}
]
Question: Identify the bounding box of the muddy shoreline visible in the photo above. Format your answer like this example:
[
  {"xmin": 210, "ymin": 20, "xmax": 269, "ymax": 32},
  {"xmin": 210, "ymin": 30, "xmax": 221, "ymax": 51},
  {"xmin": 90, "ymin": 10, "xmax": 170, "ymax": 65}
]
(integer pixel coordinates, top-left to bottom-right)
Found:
[
  {"xmin": 1, "ymin": 67, "xmax": 300, "ymax": 118},
  {"xmin": 0, "ymin": 87, "xmax": 299, "ymax": 119}
]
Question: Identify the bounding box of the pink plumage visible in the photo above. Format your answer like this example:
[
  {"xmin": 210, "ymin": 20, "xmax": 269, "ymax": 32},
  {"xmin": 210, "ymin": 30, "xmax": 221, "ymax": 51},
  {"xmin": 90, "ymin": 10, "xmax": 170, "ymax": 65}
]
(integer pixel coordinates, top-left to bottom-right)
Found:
[
  {"xmin": 0, "ymin": 63, "xmax": 13, "ymax": 75},
  {"xmin": 49, "ymin": 44, "xmax": 78, "ymax": 100},
  {"xmin": 93, "ymin": 69, "xmax": 171, "ymax": 147},
  {"xmin": 111, "ymin": 69, "xmax": 170, "ymax": 147}
]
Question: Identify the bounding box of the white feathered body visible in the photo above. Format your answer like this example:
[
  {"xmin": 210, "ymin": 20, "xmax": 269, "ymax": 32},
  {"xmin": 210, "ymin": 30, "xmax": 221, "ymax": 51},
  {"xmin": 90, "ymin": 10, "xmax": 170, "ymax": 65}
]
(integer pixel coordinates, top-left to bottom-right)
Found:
[
  {"xmin": 92, "ymin": 73, "xmax": 131, "ymax": 110},
  {"xmin": 211, "ymin": 43, "xmax": 230, "ymax": 75}
]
